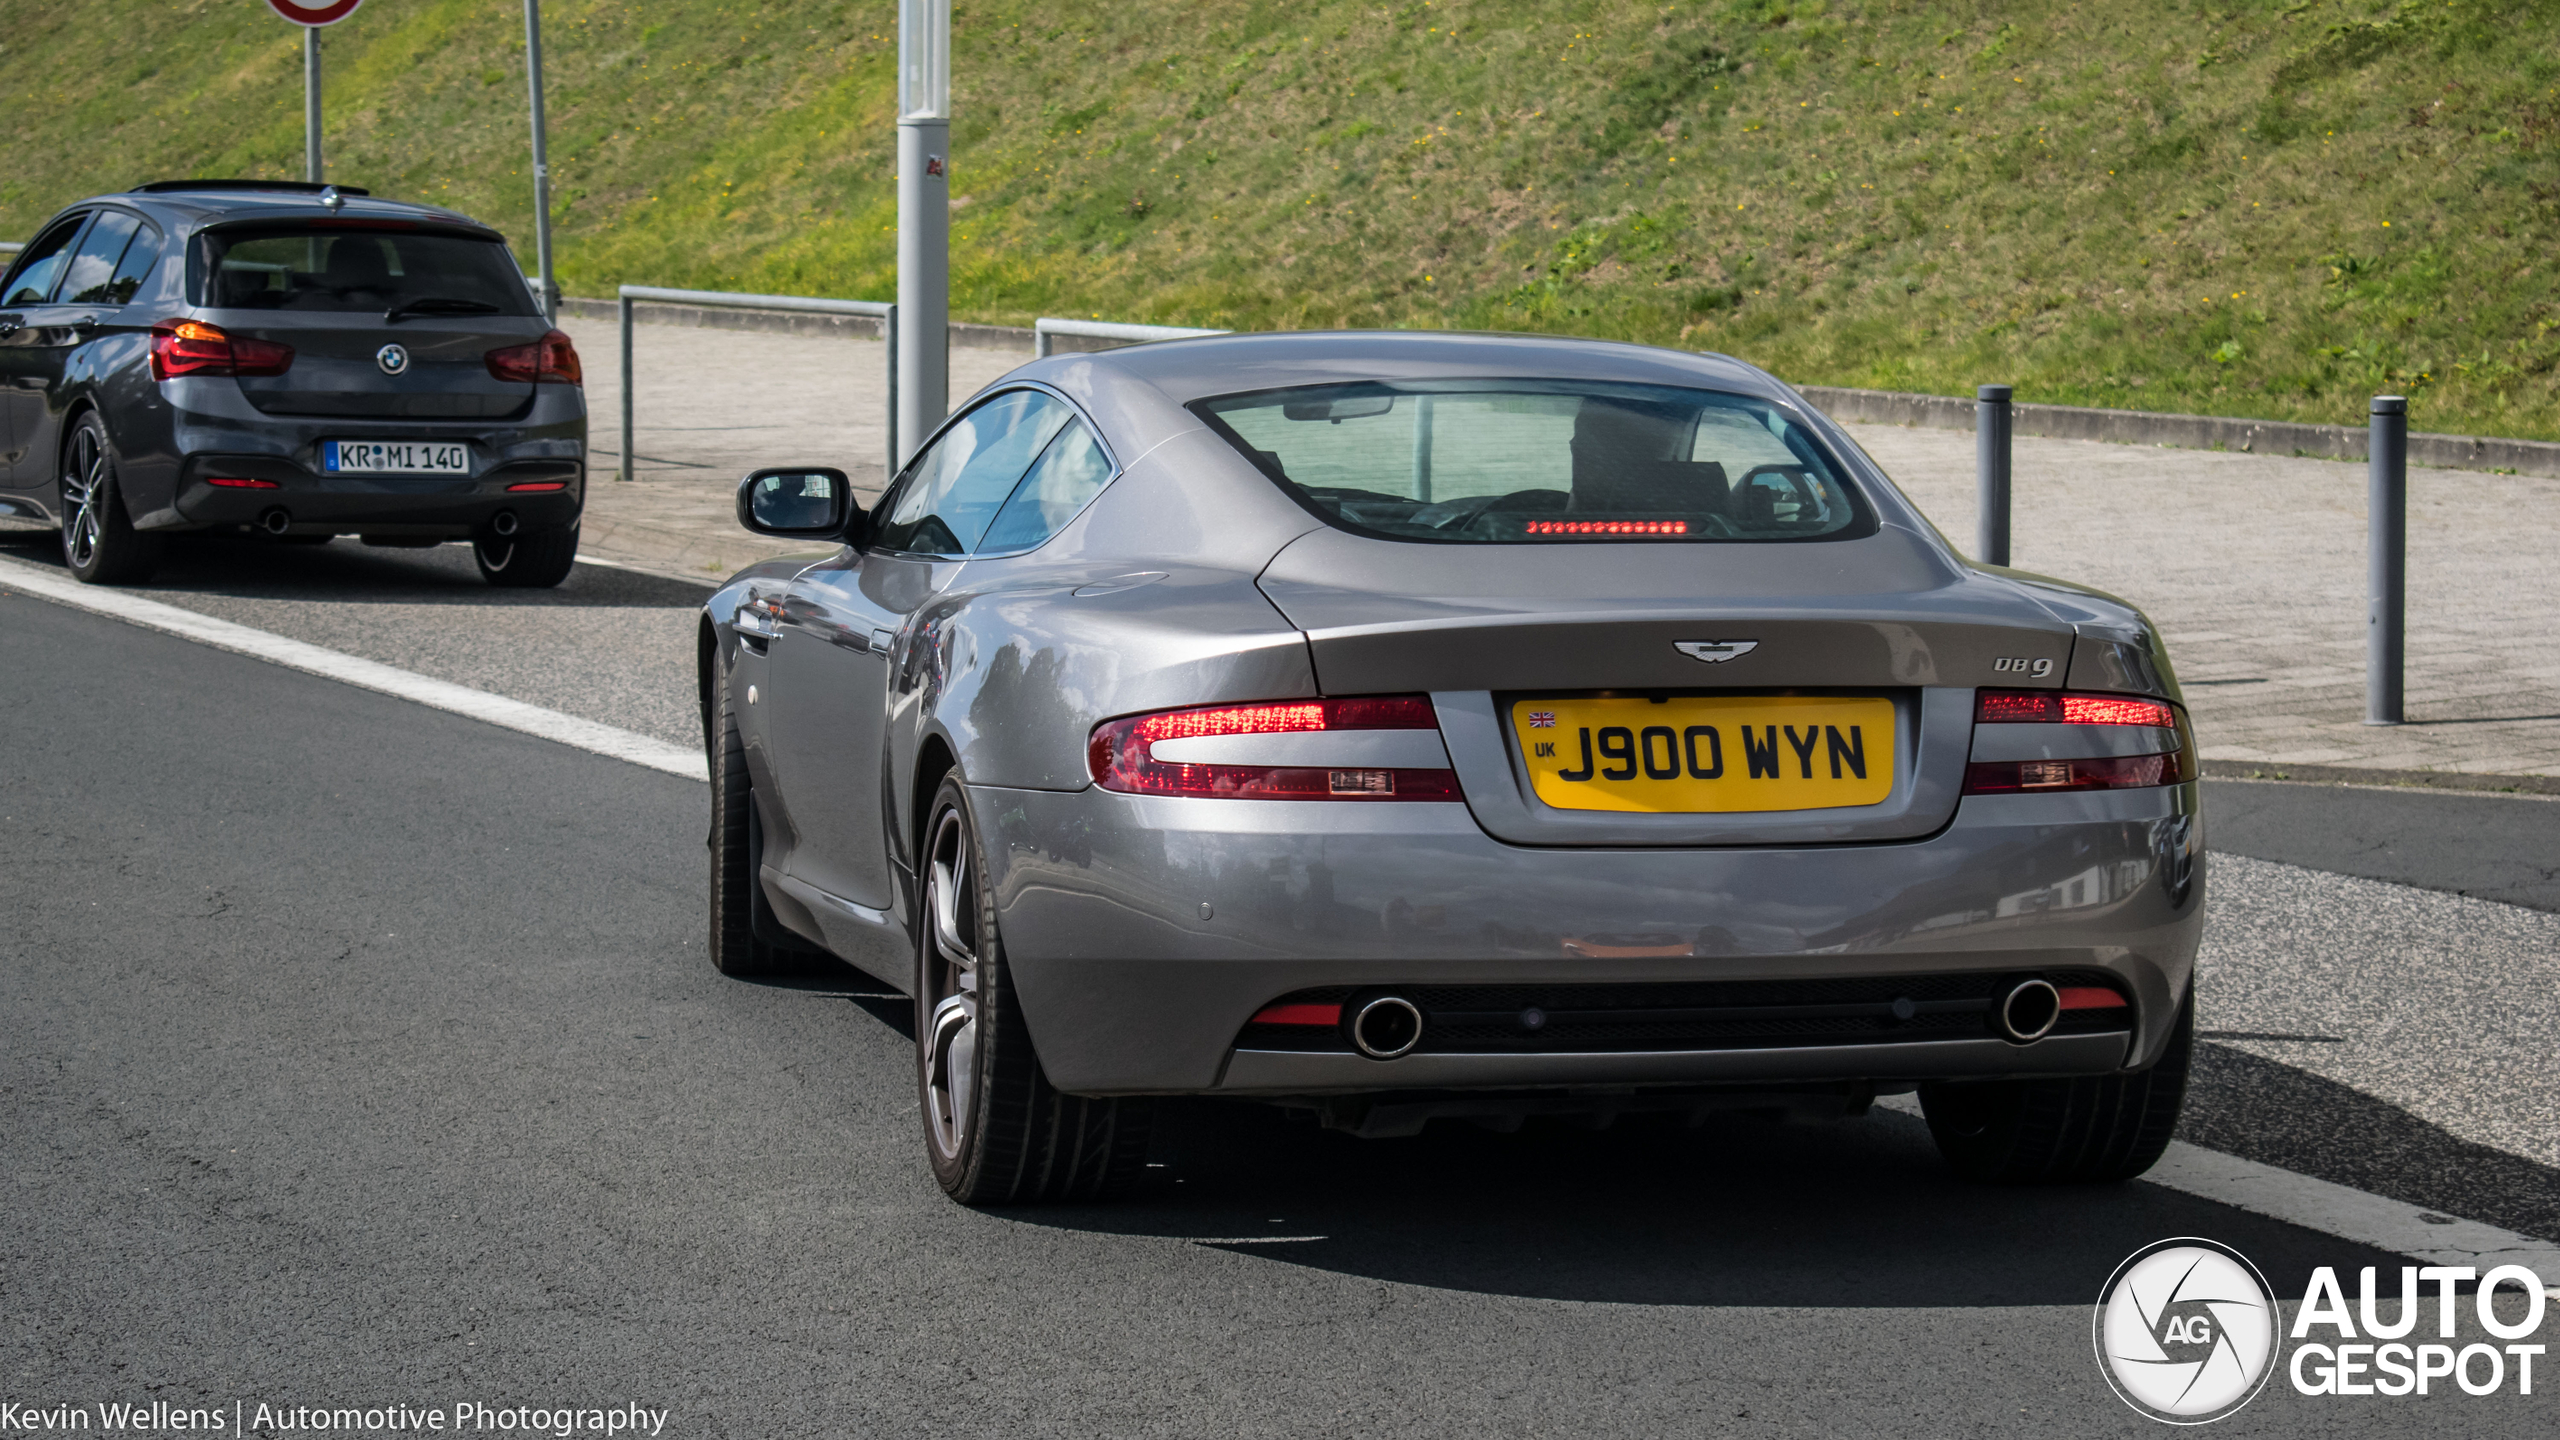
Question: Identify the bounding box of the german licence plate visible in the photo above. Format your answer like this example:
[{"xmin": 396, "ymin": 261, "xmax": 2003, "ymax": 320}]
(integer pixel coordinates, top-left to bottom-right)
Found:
[
  {"xmin": 324, "ymin": 440, "xmax": 470, "ymax": 474},
  {"xmin": 1513, "ymin": 695, "xmax": 1895, "ymax": 813}
]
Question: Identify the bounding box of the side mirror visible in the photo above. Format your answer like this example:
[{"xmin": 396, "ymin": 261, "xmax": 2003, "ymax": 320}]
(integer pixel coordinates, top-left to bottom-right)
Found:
[{"xmin": 736, "ymin": 467, "xmax": 856, "ymax": 538}]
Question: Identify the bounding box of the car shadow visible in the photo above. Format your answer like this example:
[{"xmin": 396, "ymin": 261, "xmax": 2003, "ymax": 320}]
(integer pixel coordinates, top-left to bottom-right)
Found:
[
  {"xmin": 1035, "ymin": 1094, "xmax": 2400, "ymax": 1309},
  {"xmin": 2185, "ymin": 1040, "xmax": 2560, "ymax": 1243},
  {"xmin": 802, "ymin": 985, "xmax": 2439, "ymax": 1309},
  {"xmin": 0, "ymin": 529, "xmax": 712, "ymax": 609}
]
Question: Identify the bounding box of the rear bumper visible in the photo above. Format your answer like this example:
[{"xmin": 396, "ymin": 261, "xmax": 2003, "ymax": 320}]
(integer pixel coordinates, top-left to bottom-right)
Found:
[
  {"xmin": 147, "ymin": 377, "xmax": 585, "ymax": 536},
  {"xmin": 168, "ymin": 452, "xmax": 583, "ymax": 536},
  {"xmin": 972, "ymin": 781, "xmax": 2205, "ymax": 1096}
]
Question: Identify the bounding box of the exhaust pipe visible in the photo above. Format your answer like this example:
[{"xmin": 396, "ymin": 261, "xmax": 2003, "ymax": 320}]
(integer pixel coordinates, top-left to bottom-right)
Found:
[
  {"xmin": 1350, "ymin": 994, "xmax": 1424, "ymax": 1060},
  {"xmin": 260, "ymin": 508, "xmax": 292, "ymax": 535},
  {"xmin": 490, "ymin": 510, "xmax": 520, "ymax": 537},
  {"xmin": 1996, "ymin": 978, "xmax": 2062, "ymax": 1043}
]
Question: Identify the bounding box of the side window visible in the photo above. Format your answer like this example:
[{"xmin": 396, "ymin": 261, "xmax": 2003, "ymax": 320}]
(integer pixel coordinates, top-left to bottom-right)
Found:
[
  {"xmin": 59, "ymin": 211, "xmax": 145, "ymax": 305},
  {"xmin": 2, "ymin": 215, "xmax": 90, "ymax": 306},
  {"xmin": 977, "ymin": 420, "xmax": 1114, "ymax": 553},
  {"xmin": 104, "ymin": 221, "xmax": 166, "ymax": 305},
  {"xmin": 869, "ymin": 390, "xmax": 1074, "ymax": 555}
]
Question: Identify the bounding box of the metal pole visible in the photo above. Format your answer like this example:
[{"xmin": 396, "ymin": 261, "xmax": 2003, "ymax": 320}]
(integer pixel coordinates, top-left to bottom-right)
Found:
[
  {"xmin": 896, "ymin": 122, "xmax": 948, "ymax": 466},
  {"xmin": 1410, "ymin": 395, "xmax": 1435, "ymax": 503},
  {"xmin": 523, "ymin": 0, "xmax": 557, "ymax": 323},
  {"xmin": 618, "ymin": 291, "xmax": 634, "ymax": 482},
  {"xmin": 2366, "ymin": 395, "xmax": 2407, "ymax": 726},
  {"xmin": 1975, "ymin": 383, "xmax": 2013, "ymax": 566},
  {"xmin": 884, "ymin": 304, "xmax": 900, "ymax": 479},
  {"xmin": 895, "ymin": 0, "xmax": 950, "ymax": 468},
  {"xmin": 304, "ymin": 28, "xmax": 323, "ymax": 183}
]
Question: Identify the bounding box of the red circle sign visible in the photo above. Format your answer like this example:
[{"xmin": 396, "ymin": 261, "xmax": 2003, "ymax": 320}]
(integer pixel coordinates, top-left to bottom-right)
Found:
[{"xmin": 266, "ymin": 0, "xmax": 365, "ymax": 25}]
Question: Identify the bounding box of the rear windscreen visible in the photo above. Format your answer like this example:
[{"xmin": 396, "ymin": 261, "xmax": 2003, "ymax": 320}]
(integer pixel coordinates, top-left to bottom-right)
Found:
[
  {"xmin": 196, "ymin": 227, "xmax": 537, "ymax": 315},
  {"xmin": 1194, "ymin": 379, "xmax": 1873, "ymax": 544}
]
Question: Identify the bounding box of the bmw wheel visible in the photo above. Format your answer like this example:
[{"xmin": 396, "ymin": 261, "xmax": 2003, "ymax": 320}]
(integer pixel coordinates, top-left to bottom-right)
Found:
[
  {"xmin": 917, "ymin": 773, "xmax": 1150, "ymax": 1205},
  {"xmin": 59, "ymin": 414, "xmax": 164, "ymax": 586}
]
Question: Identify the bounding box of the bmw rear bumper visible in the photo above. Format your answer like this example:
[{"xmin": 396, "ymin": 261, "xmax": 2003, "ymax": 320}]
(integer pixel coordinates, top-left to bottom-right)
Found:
[
  {"xmin": 145, "ymin": 378, "xmax": 586, "ymax": 537},
  {"xmin": 972, "ymin": 782, "xmax": 2204, "ymax": 1096}
]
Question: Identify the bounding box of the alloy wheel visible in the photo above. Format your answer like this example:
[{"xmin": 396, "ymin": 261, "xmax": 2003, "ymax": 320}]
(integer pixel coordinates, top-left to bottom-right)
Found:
[
  {"xmin": 920, "ymin": 804, "xmax": 981, "ymax": 1162},
  {"xmin": 61, "ymin": 425, "xmax": 104, "ymax": 572}
]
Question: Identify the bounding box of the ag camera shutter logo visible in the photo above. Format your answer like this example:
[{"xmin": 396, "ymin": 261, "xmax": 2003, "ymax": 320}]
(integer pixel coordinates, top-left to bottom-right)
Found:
[{"xmin": 2094, "ymin": 1238, "xmax": 2279, "ymax": 1424}]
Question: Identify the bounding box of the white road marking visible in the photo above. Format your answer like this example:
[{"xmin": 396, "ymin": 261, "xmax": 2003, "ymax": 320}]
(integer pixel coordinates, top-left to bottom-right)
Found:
[
  {"xmin": 0, "ymin": 554, "xmax": 709, "ymax": 782},
  {"xmin": 1878, "ymin": 1094, "xmax": 2560, "ymax": 1286},
  {"xmin": 10, "ymin": 552, "xmax": 2553, "ymax": 1284}
]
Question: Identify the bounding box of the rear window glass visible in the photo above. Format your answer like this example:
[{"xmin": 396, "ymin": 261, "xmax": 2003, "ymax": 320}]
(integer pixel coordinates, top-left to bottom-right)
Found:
[
  {"xmin": 197, "ymin": 227, "xmax": 536, "ymax": 316},
  {"xmin": 1194, "ymin": 379, "xmax": 1872, "ymax": 544}
]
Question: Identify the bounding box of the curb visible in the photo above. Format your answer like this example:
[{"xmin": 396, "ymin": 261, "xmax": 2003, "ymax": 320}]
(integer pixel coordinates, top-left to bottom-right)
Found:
[
  {"xmin": 2201, "ymin": 759, "xmax": 2560, "ymax": 797},
  {"xmin": 559, "ymin": 298, "xmax": 2560, "ymax": 478}
]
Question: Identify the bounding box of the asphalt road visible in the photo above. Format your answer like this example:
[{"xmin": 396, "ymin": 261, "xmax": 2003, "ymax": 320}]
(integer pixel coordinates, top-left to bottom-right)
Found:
[{"xmin": 4, "ymin": 547, "xmax": 2557, "ymax": 1436}]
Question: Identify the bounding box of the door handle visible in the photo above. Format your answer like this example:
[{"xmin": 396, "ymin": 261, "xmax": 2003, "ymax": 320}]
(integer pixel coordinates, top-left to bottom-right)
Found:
[
  {"xmin": 71, "ymin": 315, "xmax": 99, "ymax": 332},
  {"xmin": 868, "ymin": 627, "xmax": 896, "ymax": 657}
]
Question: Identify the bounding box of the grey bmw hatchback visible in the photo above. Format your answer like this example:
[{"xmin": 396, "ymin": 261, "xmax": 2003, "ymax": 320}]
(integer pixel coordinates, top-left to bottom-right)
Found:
[
  {"xmin": 700, "ymin": 331, "xmax": 2204, "ymax": 1207},
  {"xmin": 0, "ymin": 180, "xmax": 586, "ymax": 586}
]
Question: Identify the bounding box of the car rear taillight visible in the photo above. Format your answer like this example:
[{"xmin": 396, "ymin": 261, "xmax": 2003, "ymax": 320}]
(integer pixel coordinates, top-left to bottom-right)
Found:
[
  {"xmin": 150, "ymin": 320, "xmax": 294, "ymax": 380},
  {"xmin": 1088, "ymin": 696, "xmax": 1462, "ymax": 800},
  {"xmin": 1974, "ymin": 690, "xmax": 2177, "ymax": 728},
  {"xmin": 485, "ymin": 329, "xmax": 583, "ymax": 384},
  {"xmin": 1964, "ymin": 688, "xmax": 2191, "ymax": 794}
]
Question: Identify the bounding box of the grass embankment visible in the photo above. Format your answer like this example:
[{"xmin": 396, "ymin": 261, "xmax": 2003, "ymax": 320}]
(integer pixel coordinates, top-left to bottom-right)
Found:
[{"xmin": 3, "ymin": 0, "xmax": 2557, "ymax": 438}]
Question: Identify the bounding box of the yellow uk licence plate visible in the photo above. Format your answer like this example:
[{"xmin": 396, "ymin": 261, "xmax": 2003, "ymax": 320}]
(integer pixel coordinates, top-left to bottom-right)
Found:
[{"xmin": 1512, "ymin": 695, "xmax": 1896, "ymax": 813}]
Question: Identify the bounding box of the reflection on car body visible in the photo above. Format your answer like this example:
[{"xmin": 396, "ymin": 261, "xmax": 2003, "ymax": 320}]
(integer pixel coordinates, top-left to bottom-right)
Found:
[{"xmin": 698, "ymin": 332, "xmax": 2204, "ymax": 1206}]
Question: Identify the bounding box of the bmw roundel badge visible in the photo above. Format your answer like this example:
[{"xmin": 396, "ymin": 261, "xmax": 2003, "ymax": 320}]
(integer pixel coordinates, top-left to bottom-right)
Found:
[{"xmin": 375, "ymin": 343, "xmax": 410, "ymax": 376}]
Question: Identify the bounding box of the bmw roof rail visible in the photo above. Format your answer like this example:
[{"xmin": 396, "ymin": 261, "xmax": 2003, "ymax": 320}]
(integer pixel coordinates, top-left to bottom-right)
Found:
[{"xmin": 131, "ymin": 180, "xmax": 374, "ymax": 196}]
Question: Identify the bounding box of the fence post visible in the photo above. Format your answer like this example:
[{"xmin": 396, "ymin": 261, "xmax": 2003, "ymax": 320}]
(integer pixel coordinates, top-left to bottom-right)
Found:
[
  {"xmin": 617, "ymin": 291, "xmax": 634, "ymax": 482},
  {"xmin": 1975, "ymin": 384, "xmax": 2013, "ymax": 566},
  {"xmin": 2367, "ymin": 395, "xmax": 2407, "ymax": 726}
]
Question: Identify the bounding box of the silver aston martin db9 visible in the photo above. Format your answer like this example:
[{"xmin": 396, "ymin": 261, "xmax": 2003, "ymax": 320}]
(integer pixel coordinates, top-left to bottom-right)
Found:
[{"xmin": 699, "ymin": 332, "xmax": 2201, "ymax": 1205}]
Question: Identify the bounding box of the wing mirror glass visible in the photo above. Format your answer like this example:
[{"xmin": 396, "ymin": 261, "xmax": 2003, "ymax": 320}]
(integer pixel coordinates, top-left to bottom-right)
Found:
[{"xmin": 736, "ymin": 467, "xmax": 856, "ymax": 537}]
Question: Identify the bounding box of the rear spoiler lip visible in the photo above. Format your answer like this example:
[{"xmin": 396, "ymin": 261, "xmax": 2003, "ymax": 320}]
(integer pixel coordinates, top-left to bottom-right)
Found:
[{"xmin": 193, "ymin": 214, "xmax": 507, "ymax": 244}]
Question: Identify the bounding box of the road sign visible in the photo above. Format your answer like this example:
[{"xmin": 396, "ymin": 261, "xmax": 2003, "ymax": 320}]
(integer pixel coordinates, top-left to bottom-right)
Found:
[{"xmin": 265, "ymin": 0, "xmax": 364, "ymax": 26}]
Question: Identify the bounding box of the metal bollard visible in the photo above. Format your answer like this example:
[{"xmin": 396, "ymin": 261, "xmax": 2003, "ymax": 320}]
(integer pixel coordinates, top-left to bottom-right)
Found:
[
  {"xmin": 2366, "ymin": 396, "xmax": 2407, "ymax": 725},
  {"xmin": 1975, "ymin": 384, "xmax": 2013, "ymax": 566},
  {"xmin": 617, "ymin": 292, "xmax": 635, "ymax": 482}
]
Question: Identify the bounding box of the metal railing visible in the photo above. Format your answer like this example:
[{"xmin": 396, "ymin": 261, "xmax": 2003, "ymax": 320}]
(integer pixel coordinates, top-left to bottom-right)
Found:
[
  {"xmin": 1033, "ymin": 317, "xmax": 1226, "ymax": 358},
  {"xmin": 616, "ymin": 284, "xmax": 896, "ymax": 482},
  {"xmin": 0, "ymin": 242, "xmax": 21, "ymax": 258}
]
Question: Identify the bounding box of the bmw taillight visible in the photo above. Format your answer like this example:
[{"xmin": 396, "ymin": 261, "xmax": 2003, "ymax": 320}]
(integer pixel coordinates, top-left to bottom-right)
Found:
[
  {"xmin": 485, "ymin": 329, "xmax": 583, "ymax": 384},
  {"xmin": 1963, "ymin": 689, "xmax": 2192, "ymax": 794},
  {"xmin": 1088, "ymin": 696, "xmax": 1462, "ymax": 801},
  {"xmin": 150, "ymin": 320, "xmax": 294, "ymax": 380}
]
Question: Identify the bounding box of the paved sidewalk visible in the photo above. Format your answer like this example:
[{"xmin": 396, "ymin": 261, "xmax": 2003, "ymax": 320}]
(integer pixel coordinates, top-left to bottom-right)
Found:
[
  {"xmin": 564, "ymin": 317, "xmax": 1025, "ymax": 582},
  {"xmin": 1852, "ymin": 426, "xmax": 2560, "ymax": 777},
  {"xmin": 567, "ymin": 315, "xmax": 2560, "ymax": 777}
]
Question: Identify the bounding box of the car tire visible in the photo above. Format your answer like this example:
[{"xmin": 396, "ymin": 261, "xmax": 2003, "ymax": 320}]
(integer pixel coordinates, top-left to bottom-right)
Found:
[
  {"xmin": 1919, "ymin": 988, "xmax": 2192, "ymax": 1184},
  {"xmin": 59, "ymin": 414, "xmax": 165, "ymax": 586},
  {"xmin": 707, "ymin": 662, "xmax": 828, "ymax": 978},
  {"xmin": 916, "ymin": 773, "xmax": 1151, "ymax": 1205},
  {"xmin": 474, "ymin": 524, "xmax": 578, "ymax": 588}
]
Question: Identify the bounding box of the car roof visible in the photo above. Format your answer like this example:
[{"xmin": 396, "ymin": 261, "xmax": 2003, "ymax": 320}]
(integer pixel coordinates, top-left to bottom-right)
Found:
[
  {"xmin": 1059, "ymin": 330, "xmax": 1795, "ymax": 408},
  {"xmin": 36, "ymin": 183, "xmax": 504, "ymax": 241}
]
